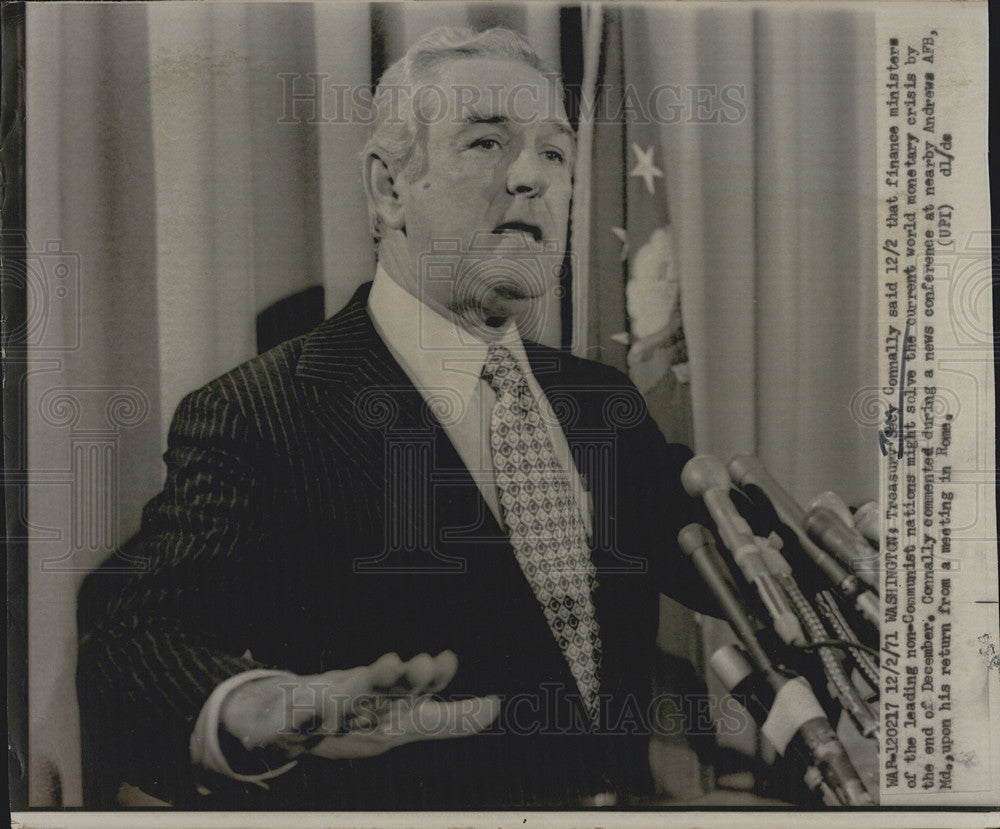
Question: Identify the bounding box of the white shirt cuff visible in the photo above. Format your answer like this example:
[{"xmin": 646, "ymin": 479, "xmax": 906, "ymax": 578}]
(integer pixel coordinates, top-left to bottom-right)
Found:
[{"xmin": 190, "ymin": 668, "xmax": 299, "ymax": 790}]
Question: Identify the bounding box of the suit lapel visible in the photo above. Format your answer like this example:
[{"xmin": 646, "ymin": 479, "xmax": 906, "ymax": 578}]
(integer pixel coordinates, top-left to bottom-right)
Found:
[
  {"xmin": 296, "ymin": 282, "xmax": 403, "ymax": 388},
  {"xmin": 295, "ymin": 282, "xmax": 506, "ymax": 553}
]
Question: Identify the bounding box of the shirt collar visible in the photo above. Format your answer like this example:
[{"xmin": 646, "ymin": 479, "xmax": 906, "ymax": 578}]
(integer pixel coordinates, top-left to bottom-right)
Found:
[{"xmin": 367, "ymin": 264, "xmax": 530, "ymax": 407}]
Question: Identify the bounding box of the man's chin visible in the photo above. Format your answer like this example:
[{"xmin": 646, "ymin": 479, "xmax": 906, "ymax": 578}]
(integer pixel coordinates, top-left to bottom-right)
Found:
[
  {"xmin": 449, "ymin": 289, "xmax": 536, "ymax": 334},
  {"xmin": 488, "ymin": 291, "xmax": 543, "ymax": 326}
]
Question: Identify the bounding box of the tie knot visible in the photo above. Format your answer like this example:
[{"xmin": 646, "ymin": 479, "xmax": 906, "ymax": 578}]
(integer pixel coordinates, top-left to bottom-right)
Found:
[{"xmin": 481, "ymin": 343, "xmax": 524, "ymax": 395}]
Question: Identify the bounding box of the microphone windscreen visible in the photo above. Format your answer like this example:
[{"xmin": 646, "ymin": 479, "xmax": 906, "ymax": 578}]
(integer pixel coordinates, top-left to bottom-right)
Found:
[
  {"xmin": 807, "ymin": 491, "xmax": 855, "ymax": 529},
  {"xmin": 680, "ymin": 454, "xmax": 732, "ymax": 498},
  {"xmin": 805, "ymin": 506, "xmax": 880, "ymax": 592},
  {"xmin": 710, "ymin": 644, "xmax": 778, "ymax": 729},
  {"xmin": 852, "ymin": 500, "xmax": 880, "ymax": 548},
  {"xmin": 709, "ymin": 643, "xmax": 754, "ymax": 690}
]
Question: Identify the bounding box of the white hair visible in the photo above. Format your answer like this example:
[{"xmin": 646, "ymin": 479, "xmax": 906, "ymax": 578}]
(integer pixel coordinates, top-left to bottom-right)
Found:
[{"xmin": 362, "ymin": 26, "xmax": 567, "ymax": 242}]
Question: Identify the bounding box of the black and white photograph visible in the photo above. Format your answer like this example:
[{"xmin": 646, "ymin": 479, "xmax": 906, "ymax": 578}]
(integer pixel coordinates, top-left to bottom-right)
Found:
[{"xmin": 4, "ymin": 0, "xmax": 996, "ymax": 824}]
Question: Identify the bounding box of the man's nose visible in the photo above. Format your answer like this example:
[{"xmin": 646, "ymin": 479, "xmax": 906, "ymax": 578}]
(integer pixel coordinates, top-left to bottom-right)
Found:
[{"xmin": 505, "ymin": 149, "xmax": 547, "ymax": 196}]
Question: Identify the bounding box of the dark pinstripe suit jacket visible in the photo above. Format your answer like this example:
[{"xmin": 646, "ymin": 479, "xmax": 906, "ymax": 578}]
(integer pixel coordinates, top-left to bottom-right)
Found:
[{"xmin": 77, "ymin": 282, "xmax": 715, "ymax": 809}]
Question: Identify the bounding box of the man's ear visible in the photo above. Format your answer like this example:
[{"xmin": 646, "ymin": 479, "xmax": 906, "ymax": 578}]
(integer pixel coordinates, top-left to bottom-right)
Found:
[{"xmin": 364, "ymin": 153, "xmax": 406, "ymax": 232}]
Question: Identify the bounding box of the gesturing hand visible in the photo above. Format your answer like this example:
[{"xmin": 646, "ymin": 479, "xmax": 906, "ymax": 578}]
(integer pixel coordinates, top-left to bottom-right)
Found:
[{"xmin": 218, "ymin": 651, "xmax": 500, "ymax": 766}]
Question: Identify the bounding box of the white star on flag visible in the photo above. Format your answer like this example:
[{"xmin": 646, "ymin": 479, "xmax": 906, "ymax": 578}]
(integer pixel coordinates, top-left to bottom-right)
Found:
[
  {"xmin": 629, "ymin": 143, "xmax": 664, "ymax": 194},
  {"xmin": 610, "ymin": 226, "xmax": 628, "ymax": 261}
]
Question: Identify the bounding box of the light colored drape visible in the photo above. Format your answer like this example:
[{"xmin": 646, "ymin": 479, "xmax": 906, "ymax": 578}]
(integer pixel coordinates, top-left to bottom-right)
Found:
[
  {"xmin": 656, "ymin": 3, "xmax": 877, "ymax": 764},
  {"xmin": 641, "ymin": 4, "xmax": 878, "ymax": 502},
  {"xmin": 27, "ymin": 4, "xmax": 164, "ymax": 807},
  {"xmin": 145, "ymin": 2, "xmax": 328, "ymax": 435}
]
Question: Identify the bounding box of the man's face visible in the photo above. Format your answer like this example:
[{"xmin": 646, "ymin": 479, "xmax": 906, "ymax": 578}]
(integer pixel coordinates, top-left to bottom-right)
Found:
[{"xmin": 393, "ymin": 57, "xmax": 574, "ymax": 330}]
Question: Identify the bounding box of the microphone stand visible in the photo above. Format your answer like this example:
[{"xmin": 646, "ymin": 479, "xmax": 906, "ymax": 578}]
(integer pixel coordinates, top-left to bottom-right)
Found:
[
  {"xmin": 757, "ymin": 538, "xmax": 879, "ymax": 741},
  {"xmin": 680, "ymin": 524, "xmax": 875, "ymax": 806}
]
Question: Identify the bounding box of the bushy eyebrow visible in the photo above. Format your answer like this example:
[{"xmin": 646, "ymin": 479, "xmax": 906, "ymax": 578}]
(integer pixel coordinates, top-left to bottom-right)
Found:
[
  {"xmin": 457, "ymin": 114, "xmax": 576, "ymax": 143},
  {"xmin": 457, "ymin": 114, "xmax": 507, "ymax": 128}
]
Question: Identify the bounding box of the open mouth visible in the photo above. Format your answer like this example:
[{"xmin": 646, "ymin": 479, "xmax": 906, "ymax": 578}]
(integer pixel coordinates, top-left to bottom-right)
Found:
[{"xmin": 492, "ymin": 221, "xmax": 543, "ymax": 243}]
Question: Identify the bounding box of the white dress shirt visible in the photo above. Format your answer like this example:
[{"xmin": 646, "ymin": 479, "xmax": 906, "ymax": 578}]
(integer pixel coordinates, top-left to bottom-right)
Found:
[
  {"xmin": 367, "ymin": 265, "xmax": 591, "ymax": 531},
  {"xmin": 190, "ymin": 265, "xmax": 591, "ymax": 786}
]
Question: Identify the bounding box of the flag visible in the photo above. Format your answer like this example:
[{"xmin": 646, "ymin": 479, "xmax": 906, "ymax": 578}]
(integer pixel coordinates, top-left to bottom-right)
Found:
[{"xmin": 587, "ymin": 7, "xmax": 693, "ymax": 447}]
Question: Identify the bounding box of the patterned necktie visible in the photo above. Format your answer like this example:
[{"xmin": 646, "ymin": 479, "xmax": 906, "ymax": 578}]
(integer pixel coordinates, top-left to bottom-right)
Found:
[{"xmin": 481, "ymin": 343, "xmax": 602, "ymax": 720}]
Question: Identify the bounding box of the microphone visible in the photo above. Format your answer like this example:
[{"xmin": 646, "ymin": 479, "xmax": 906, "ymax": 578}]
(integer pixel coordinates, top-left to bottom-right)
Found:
[
  {"xmin": 728, "ymin": 455, "xmax": 880, "ymax": 628},
  {"xmin": 680, "ymin": 457, "xmax": 805, "ymax": 646},
  {"xmin": 715, "ymin": 655, "xmax": 875, "ymax": 806},
  {"xmin": 807, "ymin": 491, "xmax": 856, "ymax": 530},
  {"xmin": 711, "ymin": 645, "xmax": 832, "ymax": 805},
  {"xmin": 680, "ymin": 528, "xmax": 874, "ymax": 806},
  {"xmin": 852, "ymin": 500, "xmax": 880, "ymax": 548},
  {"xmin": 678, "ymin": 524, "xmax": 780, "ymax": 679},
  {"xmin": 757, "ymin": 537, "xmax": 879, "ymax": 739},
  {"xmin": 815, "ymin": 591, "xmax": 881, "ymax": 692},
  {"xmin": 805, "ymin": 505, "xmax": 880, "ymax": 593},
  {"xmin": 710, "ymin": 644, "xmax": 777, "ymax": 728}
]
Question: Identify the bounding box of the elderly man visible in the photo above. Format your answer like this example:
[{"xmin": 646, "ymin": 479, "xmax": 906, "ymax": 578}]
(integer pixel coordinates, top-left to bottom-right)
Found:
[{"xmin": 77, "ymin": 26, "xmax": 715, "ymax": 810}]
